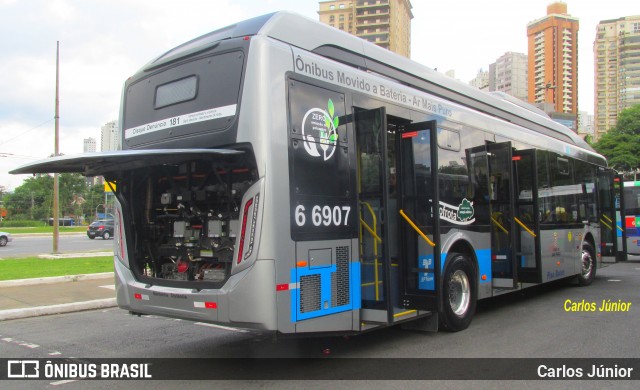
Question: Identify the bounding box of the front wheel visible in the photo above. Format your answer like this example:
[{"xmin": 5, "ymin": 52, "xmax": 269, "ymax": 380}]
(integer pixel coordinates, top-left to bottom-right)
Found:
[
  {"xmin": 103, "ymin": 231, "xmax": 111, "ymax": 240},
  {"xmin": 577, "ymin": 243, "xmax": 596, "ymax": 286},
  {"xmin": 0, "ymin": 236, "xmax": 7, "ymax": 246},
  {"xmin": 439, "ymin": 253, "xmax": 477, "ymax": 332}
]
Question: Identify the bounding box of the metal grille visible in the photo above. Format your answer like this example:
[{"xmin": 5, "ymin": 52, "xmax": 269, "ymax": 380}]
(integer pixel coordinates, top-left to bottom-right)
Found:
[
  {"xmin": 332, "ymin": 246, "xmax": 350, "ymax": 307},
  {"xmin": 300, "ymin": 274, "xmax": 321, "ymax": 313}
]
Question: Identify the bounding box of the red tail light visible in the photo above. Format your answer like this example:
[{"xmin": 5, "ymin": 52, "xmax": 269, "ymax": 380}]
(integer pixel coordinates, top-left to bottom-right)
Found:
[{"xmin": 237, "ymin": 198, "xmax": 254, "ymax": 264}]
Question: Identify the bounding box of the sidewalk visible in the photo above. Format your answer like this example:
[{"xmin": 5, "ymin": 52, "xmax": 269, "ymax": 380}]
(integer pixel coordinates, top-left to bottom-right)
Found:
[{"xmin": 0, "ymin": 272, "xmax": 117, "ymax": 321}]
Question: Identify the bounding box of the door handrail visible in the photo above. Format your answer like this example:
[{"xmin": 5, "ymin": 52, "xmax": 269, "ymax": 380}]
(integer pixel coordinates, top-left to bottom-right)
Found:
[
  {"xmin": 399, "ymin": 209, "xmax": 435, "ymax": 247},
  {"xmin": 514, "ymin": 217, "xmax": 536, "ymax": 238},
  {"xmin": 361, "ymin": 201, "xmax": 381, "ymax": 301}
]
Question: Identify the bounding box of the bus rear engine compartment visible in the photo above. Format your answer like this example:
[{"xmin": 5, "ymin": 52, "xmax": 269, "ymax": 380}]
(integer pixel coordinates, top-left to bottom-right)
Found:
[{"xmin": 130, "ymin": 156, "xmax": 258, "ymax": 287}]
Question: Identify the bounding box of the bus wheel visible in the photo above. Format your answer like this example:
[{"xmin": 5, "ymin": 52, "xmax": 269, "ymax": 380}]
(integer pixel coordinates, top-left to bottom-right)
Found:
[
  {"xmin": 439, "ymin": 253, "xmax": 477, "ymax": 332},
  {"xmin": 578, "ymin": 243, "xmax": 596, "ymax": 286}
]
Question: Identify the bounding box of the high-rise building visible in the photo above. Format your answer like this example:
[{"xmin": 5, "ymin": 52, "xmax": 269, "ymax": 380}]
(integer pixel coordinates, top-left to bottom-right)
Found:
[
  {"xmin": 578, "ymin": 110, "xmax": 595, "ymax": 140},
  {"xmin": 469, "ymin": 69, "xmax": 489, "ymax": 90},
  {"xmin": 527, "ymin": 2, "xmax": 579, "ymax": 117},
  {"xmin": 101, "ymin": 120, "xmax": 119, "ymax": 151},
  {"xmin": 489, "ymin": 52, "xmax": 528, "ymax": 102},
  {"xmin": 318, "ymin": 0, "xmax": 413, "ymax": 58},
  {"xmin": 593, "ymin": 15, "xmax": 640, "ymax": 140},
  {"xmin": 83, "ymin": 137, "xmax": 96, "ymax": 153}
]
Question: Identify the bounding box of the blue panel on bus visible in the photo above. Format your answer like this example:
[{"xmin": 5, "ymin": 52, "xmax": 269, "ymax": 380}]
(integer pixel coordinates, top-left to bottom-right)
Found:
[
  {"xmin": 418, "ymin": 255, "xmax": 434, "ymax": 290},
  {"xmin": 290, "ymin": 261, "xmax": 360, "ymax": 323},
  {"xmin": 475, "ymin": 249, "xmax": 492, "ymax": 283}
]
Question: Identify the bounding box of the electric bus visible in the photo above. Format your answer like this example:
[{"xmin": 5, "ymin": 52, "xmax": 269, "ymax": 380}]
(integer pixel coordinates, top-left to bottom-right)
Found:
[{"xmin": 11, "ymin": 12, "xmax": 618, "ymax": 335}]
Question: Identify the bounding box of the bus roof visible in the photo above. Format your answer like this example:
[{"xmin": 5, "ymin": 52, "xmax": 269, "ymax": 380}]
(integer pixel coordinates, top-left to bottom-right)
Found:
[{"xmin": 145, "ymin": 11, "xmax": 598, "ymax": 156}]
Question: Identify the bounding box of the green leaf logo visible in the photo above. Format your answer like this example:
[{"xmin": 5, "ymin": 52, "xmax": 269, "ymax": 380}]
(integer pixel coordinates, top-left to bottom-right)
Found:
[{"xmin": 328, "ymin": 99, "xmax": 335, "ymax": 118}]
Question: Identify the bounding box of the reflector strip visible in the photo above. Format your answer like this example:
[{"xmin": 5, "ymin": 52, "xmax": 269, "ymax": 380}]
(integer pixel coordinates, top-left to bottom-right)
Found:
[
  {"xmin": 194, "ymin": 301, "xmax": 217, "ymax": 309},
  {"xmin": 134, "ymin": 293, "xmax": 149, "ymax": 300},
  {"xmin": 276, "ymin": 283, "xmax": 299, "ymax": 291},
  {"xmin": 493, "ymin": 255, "xmax": 507, "ymax": 260}
]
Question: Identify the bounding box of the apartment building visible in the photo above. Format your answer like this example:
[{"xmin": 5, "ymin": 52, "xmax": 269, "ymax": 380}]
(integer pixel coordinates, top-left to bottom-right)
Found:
[{"xmin": 318, "ymin": 0, "xmax": 413, "ymax": 57}]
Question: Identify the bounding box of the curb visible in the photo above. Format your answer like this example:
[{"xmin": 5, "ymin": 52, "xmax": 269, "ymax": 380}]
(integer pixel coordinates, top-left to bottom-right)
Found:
[
  {"xmin": 0, "ymin": 298, "xmax": 117, "ymax": 321},
  {"xmin": 0, "ymin": 272, "xmax": 115, "ymax": 288}
]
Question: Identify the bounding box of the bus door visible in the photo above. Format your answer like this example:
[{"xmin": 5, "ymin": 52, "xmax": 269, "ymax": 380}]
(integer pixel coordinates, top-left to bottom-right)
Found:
[
  {"xmin": 396, "ymin": 121, "xmax": 440, "ymax": 315},
  {"xmin": 513, "ymin": 149, "xmax": 542, "ymax": 283},
  {"xmin": 614, "ymin": 175, "xmax": 627, "ymax": 261},
  {"xmin": 598, "ymin": 168, "xmax": 618, "ymax": 263},
  {"xmin": 354, "ymin": 107, "xmax": 393, "ymax": 324},
  {"xmin": 487, "ymin": 142, "xmax": 518, "ymax": 288}
]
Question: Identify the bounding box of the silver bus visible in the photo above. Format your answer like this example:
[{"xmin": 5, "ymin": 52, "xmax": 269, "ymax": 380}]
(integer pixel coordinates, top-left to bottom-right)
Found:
[{"xmin": 12, "ymin": 12, "xmax": 618, "ymax": 334}]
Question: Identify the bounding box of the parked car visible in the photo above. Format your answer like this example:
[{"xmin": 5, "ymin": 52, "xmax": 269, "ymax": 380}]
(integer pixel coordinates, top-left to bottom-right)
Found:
[
  {"xmin": 87, "ymin": 220, "xmax": 114, "ymax": 240},
  {"xmin": 0, "ymin": 231, "xmax": 13, "ymax": 246},
  {"xmin": 48, "ymin": 217, "xmax": 75, "ymax": 226}
]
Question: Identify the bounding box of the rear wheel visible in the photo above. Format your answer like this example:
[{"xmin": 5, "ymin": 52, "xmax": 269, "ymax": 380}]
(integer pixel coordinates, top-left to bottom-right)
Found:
[
  {"xmin": 103, "ymin": 231, "xmax": 111, "ymax": 240},
  {"xmin": 577, "ymin": 243, "xmax": 596, "ymax": 286},
  {"xmin": 0, "ymin": 236, "xmax": 7, "ymax": 246},
  {"xmin": 439, "ymin": 253, "xmax": 477, "ymax": 332}
]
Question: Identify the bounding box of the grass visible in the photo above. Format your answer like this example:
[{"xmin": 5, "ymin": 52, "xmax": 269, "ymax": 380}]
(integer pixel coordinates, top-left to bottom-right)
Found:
[
  {"xmin": 0, "ymin": 226, "xmax": 87, "ymax": 234},
  {"xmin": 0, "ymin": 256, "xmax": 113, "ymax": 281}
]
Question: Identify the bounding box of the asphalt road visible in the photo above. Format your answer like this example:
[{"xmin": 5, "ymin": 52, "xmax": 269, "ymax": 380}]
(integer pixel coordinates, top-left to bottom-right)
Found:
[
  {"xmin": 1, "ymin": 261, "xmax": 639, "ymax": 388},
  {"xmin": 0, "ymin": 234, "xmax": 113, "ymax": 258}
]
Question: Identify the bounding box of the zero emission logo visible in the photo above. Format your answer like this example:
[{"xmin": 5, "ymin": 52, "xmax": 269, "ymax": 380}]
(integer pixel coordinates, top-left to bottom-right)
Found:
[{"xmin": 301, "ymin": 99, "xmax": 339, "ymax": 161}]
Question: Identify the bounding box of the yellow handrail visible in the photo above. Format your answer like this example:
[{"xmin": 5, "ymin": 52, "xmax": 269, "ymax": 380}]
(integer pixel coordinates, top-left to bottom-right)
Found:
[
  {"xmin": 399, "ymin": 209, "xmax": 435, "ymax": 247},
  {"xmin": 514, "ymin": 217, "xmax": 536, "ymax": 238},
  {"xmin": 361, "ymin": 201, "xmax": 380, "ymax": 301},
  {"xmin": 360, "ymin": 218, "xmax": 382, "ymax": 243},
  {"xmin": 491, "ymin": 216, "xmax": 509, "ymax": 235},
  {"xmin": 600, "ymin": 218, "xmax": 612, "ymax": 230}
]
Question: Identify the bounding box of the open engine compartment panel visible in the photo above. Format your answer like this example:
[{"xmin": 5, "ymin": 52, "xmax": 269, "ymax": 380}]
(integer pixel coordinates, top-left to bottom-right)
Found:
[{"xmin": 120, "ymin": 150, "xmax": 258, "ymax": 288}]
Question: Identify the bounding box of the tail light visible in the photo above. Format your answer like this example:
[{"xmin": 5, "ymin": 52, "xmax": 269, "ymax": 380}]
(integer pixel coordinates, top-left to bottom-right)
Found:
[
  {"xmin": 115, "ymin": 208, "xmax": 127, "ymax": 265},
  {"xmin": 236, "ymin": 194, "xmax": 260, "ymax": 264}
]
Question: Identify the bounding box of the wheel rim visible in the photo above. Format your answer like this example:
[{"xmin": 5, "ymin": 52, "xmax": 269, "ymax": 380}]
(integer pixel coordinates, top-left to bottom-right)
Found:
[
  {"xmin": 448, "ymin": 269, "xmax": 471, "ymax": 317},
  {"xmin": 581, "ymin": 249, "xmax": 593, "ymax": 278}
]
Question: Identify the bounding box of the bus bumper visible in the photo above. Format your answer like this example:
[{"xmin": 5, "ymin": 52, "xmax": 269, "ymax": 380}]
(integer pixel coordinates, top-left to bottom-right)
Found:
[{"xmin": 114, "ymin": 258, "xmax": 278, "ymax": 331}]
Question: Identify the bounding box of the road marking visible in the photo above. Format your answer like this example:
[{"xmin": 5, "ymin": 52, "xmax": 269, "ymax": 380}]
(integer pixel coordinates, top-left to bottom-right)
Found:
[
  {"xmin": 49, "ymin": 351, "xmax": 62, "ymax": 356},
  {"xmin": 99, "ymin": 285, "xmax": 115, "ymax": 290},
  {"xmin": 608, "ymin": 279, "xmax": 622, "ymax": 282},
  {"xmin": 51, "ymin": 379, "xmax": 78, "ymax": 386},
  {"xmin": 194, "ymin": 322, "xmax": 249, "ymax": 333},
  {"xmin": 19, "ymin": 342, "xmax": 39, "ymax": 348}
]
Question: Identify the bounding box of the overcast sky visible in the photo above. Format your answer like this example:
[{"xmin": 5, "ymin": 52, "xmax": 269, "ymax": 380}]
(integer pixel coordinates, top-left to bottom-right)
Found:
[{"xmin": 1, "ymin": 0, "xmax": 637, "ymax": 191}]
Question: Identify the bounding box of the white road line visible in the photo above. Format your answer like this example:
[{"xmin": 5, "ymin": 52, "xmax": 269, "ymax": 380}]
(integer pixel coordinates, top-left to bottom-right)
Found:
[
  {"xmin": 50, "ymin": 379, "xmax": 78, "ymax": 386},
  {"xmin": 608, "ymin": 279, "xmax": 622, "ymax": 282},
  {"xmin": 49, "ymin": 351, "xmax": 62, "ymax": 356},
  {"xmin": 194, "ymin": 322, "xmax": 249, "ymax": 333},
  {"xmin": 99, "ymin": 285, "xmax": 115, "ymax": 290},
  {"xmin": 19, "ymin": 342, "xmax": 39, "ymax": 348}
]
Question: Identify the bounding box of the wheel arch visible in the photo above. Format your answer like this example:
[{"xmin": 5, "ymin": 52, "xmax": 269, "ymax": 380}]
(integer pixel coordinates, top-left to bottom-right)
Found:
[{"xmin": 441, "ymin": 234, "xmax": 479, "ymax": 281}]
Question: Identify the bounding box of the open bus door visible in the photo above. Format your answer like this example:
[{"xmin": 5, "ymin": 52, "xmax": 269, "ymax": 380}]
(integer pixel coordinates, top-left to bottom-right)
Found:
[
  {"xmin": 396, "ymin": 121, "xmax": 440, "ymax": 319},
  {"xmin": 487, "ymin": 142, "xmax": 518, "ymax": 289},
  {"xmin": 354, "ymin": 107, "xmax": 393, "ymax": 326},
  {"xmin": 513, "ymin": 149, "xmax": 542, "ymax": 283},
  {"xmin": 614, "ymin": 174, "xmax": 627, "ymax": 261},
  {"xmin": 354, "ymin": 107, "xmax": 439, "ymax": 329},
  {"xmin": 598, "ymin": 167, "xmax": 618, "ymax": 263}
]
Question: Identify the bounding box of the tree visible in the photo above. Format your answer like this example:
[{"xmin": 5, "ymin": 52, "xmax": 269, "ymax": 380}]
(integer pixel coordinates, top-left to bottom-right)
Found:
[
  {"xmin": 593, "ymin": 104, "xmax": 640, "ymax": 174},
  {"xmin": 3, "ymin": 173, "xmax": 103, "ymax": 221},
  {"xmin": 614, "ymin": 104, "xmax": 640, "ymax": 135}
]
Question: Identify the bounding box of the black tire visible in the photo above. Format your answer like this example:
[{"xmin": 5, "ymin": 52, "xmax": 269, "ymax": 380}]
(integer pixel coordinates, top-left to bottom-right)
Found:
[
  {"xmin": 103, "ymin": 231, "xmax": 111, "ymax": 240},
  {"xmin": 577, "ymin": 242, "xmax": 596, "ymax": 286},
  {"xmin": 0, "ymin": 236, "xmax": 7, "ymax": 246},
  {"xmin": 439, "ymin": 253, "xmax": 477, "ymax": 332},
  {"xmin": 88, "ymin": 236, "xmax": 95, "ymax": 240}
]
